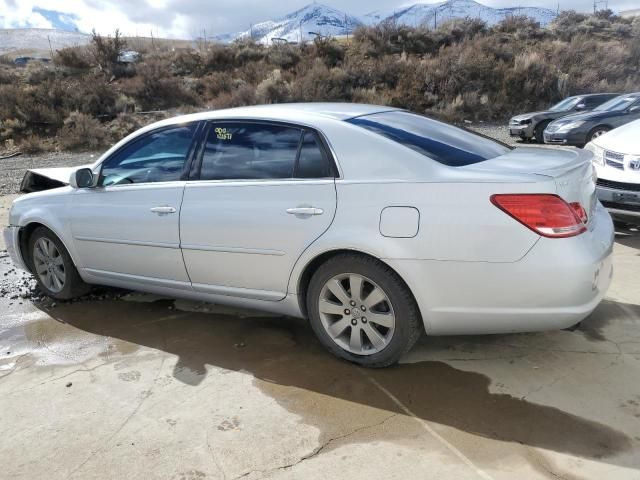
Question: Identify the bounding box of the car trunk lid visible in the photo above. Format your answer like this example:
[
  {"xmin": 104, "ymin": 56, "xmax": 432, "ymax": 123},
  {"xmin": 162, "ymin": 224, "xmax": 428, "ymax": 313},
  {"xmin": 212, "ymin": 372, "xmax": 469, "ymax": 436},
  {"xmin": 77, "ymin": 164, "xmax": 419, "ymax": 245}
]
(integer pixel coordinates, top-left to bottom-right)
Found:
[{"xmin": 464, "ymin": 147, "xmax": 597, "ymax": 221}]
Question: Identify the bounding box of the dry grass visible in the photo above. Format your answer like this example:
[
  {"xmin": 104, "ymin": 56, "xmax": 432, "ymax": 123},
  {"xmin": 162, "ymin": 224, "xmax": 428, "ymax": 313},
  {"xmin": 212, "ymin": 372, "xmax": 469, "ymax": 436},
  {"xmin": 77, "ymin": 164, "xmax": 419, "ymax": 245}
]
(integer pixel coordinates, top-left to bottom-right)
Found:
[{"xmin": 1, "ymin": 10, "xmax": 639, "ymax": 151}]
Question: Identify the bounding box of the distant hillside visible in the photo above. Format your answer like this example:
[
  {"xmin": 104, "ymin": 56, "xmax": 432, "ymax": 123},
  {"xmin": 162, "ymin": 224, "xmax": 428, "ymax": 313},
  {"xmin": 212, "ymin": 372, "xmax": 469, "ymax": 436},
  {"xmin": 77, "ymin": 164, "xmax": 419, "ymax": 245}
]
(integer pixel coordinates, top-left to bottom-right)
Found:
[
  {"xmin": 0, "ymin": 28, "xmax": 90, "ymax": 57},
  {"xmin": 214, "ymin": 0, "xmax": 558, "ymax": 44},
  {"xmin": 363, "ymin": 0, "xmax": 558, "ymax": 27},
  {"xmin": 214, "ymin": 3, "xmax": 362, "ymax": 44}
]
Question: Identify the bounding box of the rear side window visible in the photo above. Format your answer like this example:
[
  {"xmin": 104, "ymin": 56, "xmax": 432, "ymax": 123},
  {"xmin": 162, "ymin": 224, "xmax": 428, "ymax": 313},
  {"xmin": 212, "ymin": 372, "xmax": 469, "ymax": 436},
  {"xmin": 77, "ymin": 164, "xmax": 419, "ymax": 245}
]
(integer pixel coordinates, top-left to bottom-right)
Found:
[
  {"xmin": 200, "ymin": 123, "xmax": 301, "ymax": 180},
  {"xmin": 347, "ymin": 111, "xmax": 511, "ymax": 167},
  {"xmin": 296, "ymin": 132, "xmax": 333, "ymax": 178}
]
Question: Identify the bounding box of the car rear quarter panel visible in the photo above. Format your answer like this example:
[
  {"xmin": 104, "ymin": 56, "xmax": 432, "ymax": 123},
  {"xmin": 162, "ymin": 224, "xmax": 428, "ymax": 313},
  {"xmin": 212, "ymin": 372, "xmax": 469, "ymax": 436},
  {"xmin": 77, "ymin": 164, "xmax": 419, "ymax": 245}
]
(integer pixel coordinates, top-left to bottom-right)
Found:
[{"xmin": 288, "ymin": 178, "xmax": 554, "ymax": 297}]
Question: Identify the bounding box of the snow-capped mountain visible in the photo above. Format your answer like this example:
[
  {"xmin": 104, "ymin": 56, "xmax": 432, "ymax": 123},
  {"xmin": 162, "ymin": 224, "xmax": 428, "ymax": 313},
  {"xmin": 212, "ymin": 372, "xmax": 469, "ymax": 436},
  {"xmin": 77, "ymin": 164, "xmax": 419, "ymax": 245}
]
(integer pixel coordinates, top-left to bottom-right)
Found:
[
  {"xmin": 0, "ymin": 28, "xmax": 90, "ymax": 56},
  {"xmin": 363, "ymin": 0, "xmax": 557, "ymax": 28},
  {"xmin": 215, "ymin": 3, "xmax": 362, "ymax": 44},
  {"xmin": 215, "ymin": 0, "xmax": 559, "ymax": 44}
]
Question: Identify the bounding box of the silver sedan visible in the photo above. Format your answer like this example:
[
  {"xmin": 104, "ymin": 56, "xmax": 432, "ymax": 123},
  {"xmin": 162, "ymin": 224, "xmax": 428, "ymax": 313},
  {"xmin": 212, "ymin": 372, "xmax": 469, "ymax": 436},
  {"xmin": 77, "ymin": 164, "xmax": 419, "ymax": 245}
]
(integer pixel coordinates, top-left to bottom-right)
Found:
[{"xmin": 4, "ymin": 104, "xmax": 614, "ymax": 366}]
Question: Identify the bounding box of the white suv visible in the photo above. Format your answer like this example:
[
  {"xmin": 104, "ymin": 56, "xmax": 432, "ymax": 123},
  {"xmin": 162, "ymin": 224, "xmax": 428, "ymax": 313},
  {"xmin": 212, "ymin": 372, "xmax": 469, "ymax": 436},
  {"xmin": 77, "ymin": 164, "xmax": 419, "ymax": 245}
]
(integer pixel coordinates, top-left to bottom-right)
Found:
[{"xmin": 586, "ymin": 119, "xmax": 640, "ymax": 225}]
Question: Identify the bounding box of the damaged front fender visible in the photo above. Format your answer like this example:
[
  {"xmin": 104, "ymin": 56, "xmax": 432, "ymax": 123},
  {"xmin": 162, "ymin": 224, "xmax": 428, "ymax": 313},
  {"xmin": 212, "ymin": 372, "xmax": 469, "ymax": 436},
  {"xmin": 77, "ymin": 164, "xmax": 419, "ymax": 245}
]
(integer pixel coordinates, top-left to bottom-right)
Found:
[{"xmin": 20, "ymin": 166, "xmax": 92, "ymax": 193}]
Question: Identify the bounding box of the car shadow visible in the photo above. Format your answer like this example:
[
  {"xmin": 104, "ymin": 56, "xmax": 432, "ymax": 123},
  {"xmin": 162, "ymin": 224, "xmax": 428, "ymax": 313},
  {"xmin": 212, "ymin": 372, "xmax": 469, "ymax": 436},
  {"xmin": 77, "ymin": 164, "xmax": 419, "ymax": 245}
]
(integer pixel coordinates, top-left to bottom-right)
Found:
[
  {"xmin": 615, "ymin": 228, "xmax": 640, "ymax": 250},
  {"xmin": 42, "ymin": 296, "xmax": 637, "ymax": 469}
]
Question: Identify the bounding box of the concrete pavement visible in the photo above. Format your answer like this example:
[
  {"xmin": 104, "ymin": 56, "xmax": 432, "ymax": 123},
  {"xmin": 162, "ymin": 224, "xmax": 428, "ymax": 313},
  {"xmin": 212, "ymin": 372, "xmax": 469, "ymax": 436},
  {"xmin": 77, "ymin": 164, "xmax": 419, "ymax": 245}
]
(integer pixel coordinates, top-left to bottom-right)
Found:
[{"xmin": 1, "ymin": 195, "xmax": 639, "ymax": 479}]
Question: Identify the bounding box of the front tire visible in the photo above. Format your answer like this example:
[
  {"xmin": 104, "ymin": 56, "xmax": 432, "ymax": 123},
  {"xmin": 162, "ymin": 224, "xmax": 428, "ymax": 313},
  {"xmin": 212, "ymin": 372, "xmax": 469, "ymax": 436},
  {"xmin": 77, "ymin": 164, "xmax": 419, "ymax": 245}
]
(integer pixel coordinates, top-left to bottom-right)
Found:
[
  {"xmin": 28, "ymin": 226, "xmax": 90, "ymax": 300},
  {"xmin": 306, "ymin": 254, "xmax": 421, "ymax": 367},
  {"xmin": 534, "ymin": 121, "xmax": 550, "ymax": 144},
  {"xmin": 587, "ymin": 126, "xmax": 610, "ymax": 143}
]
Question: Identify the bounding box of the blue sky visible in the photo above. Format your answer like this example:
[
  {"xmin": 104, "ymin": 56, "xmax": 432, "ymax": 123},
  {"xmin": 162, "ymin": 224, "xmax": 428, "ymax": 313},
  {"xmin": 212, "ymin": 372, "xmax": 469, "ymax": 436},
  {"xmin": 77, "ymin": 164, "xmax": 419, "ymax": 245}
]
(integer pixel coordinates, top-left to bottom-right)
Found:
[{"xmin": 0, "ymin": 0, "xmax": 637, "ymax": 39}]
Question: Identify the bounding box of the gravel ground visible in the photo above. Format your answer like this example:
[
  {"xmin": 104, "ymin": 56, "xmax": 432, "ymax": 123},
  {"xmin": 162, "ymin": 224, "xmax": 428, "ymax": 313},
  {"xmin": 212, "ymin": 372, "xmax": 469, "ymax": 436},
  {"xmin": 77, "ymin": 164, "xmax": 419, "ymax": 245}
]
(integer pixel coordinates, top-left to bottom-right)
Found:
[
  {"xmin": 0, "ymin": 122, "xmax": 530, "ymax": 196},
  {"xmin": 0, "ymin": 150, "xmax": 103, "ymax": 196},
  {"xmin": 468, "ymin": 122, "xmax": 515, "ymax": 145}
]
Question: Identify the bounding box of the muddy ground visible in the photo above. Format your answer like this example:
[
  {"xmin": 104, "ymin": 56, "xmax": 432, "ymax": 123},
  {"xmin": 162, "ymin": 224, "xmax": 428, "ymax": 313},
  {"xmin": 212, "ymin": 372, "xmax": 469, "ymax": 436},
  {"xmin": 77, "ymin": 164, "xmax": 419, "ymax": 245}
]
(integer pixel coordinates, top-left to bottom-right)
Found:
[{"xmin": 1, "ymin": 127, "xmax": 640, "ymax": 479}]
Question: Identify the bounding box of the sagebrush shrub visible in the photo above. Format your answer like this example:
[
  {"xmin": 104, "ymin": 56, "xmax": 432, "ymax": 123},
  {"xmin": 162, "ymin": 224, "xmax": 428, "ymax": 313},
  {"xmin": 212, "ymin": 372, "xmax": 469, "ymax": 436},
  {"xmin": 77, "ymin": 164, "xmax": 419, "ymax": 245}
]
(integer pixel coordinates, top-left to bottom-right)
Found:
[
  {"xmin": 58, "ymin": 112, "xmax": 108, "ymax": 150},
  {"xmin": 1, "ymin": 14, "xmax": 639, "ymax": 149}
]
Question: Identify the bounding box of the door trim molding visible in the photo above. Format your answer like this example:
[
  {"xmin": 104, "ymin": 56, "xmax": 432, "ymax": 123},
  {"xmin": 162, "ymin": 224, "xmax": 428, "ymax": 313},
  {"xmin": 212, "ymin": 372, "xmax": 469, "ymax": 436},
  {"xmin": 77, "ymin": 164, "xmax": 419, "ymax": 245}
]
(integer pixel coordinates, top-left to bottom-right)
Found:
[
  {"xmin": 74, "ymin": 235, "xmax": 179, "ymax": 249},
  {"xmin": 181, "ymin": 243, "xmax": 285, "ymax": 256}
]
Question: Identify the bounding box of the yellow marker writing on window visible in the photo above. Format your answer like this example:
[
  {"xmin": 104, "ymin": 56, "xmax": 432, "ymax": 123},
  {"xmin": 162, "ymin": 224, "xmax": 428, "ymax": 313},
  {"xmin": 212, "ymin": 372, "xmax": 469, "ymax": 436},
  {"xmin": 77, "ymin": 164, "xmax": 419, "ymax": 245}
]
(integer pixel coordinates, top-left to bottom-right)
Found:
[{"xmin": 215, "ymin": 127, "xmax": 233, "ymax": 140}]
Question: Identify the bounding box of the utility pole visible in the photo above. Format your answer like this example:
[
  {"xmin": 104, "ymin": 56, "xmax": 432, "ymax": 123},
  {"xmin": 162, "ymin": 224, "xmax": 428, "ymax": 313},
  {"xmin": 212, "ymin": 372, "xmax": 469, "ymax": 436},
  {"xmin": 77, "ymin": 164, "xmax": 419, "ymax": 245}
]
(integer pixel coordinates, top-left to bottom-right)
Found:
[
  {"xmin": 345, "ymin": 13, "xmax": 349, "ymax": 42},
  {"xmin": 299, "ymin": 20, "xmax": 303, "ymax": 44},
  {"xmin": 434, "ymin": 10, "xmax": 437, "ymax": 30},
  {"xmin": 47, "ymin": 35, "xmax": 54, "ymax": 59}
]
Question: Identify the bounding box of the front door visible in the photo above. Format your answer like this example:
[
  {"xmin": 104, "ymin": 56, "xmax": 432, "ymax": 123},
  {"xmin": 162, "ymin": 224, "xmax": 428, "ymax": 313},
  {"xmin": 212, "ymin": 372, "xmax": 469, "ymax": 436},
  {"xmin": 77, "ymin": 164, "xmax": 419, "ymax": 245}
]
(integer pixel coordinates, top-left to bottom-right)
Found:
[
  {"xmin": 70, "ymin": 123, "xmax": 199, "ymax": 287},
  {"xmin": 180, "ymin": 121, "xmax": 338, "ymax": 300}
]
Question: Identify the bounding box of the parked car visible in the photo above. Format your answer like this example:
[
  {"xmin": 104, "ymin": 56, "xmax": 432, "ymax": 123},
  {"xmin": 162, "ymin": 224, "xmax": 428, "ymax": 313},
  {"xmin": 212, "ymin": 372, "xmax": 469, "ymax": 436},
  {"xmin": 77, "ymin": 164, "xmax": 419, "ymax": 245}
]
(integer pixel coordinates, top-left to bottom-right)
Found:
[
  {"xmin": 508, "ymin": 93, "xmax": 618, "ymax": 143},
  {"xmin": 544, "ymin": 93, "xmax": 640, "ymax": 147},
  {"xmin": 585, "ymin": 119, "xmax": 640, "ymax": 225},
  {"xmin": 4, "ymin": 104, "xmax": 614, "ymax": 367}
]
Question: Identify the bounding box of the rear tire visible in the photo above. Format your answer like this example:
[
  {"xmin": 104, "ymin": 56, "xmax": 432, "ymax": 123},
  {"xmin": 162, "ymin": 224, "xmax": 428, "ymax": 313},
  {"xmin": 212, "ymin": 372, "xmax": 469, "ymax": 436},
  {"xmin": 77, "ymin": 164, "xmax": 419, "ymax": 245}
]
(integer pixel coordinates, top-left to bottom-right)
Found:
[
  {"xmin": 28, "ymin": 226, "xmax": 90, "ymax": 300},
  {"xmin": 306, "ymin": 253, "xmax": 422, "ymax": 368}
]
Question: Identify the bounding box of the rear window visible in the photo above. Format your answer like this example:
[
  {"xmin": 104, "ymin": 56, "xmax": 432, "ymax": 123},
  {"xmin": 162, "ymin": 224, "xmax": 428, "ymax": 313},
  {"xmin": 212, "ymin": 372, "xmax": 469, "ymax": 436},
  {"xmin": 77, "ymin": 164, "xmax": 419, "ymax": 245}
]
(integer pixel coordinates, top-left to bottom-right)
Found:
[{"xmin": 347, "ymin": 111, "xmax": 511, "ymax": 167}]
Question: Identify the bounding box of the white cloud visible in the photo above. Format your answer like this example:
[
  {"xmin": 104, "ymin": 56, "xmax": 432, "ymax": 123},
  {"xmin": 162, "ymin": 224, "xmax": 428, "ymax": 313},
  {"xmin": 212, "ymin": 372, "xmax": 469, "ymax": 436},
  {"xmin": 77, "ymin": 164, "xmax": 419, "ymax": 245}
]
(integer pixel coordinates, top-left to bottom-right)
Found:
[
  {"xmin": 1, "ymin": 0, "xmax": 638, "ymax": 40},
  {"xmin": 0, "ymin": 0, "xmax": 191, "ymax": 37}
]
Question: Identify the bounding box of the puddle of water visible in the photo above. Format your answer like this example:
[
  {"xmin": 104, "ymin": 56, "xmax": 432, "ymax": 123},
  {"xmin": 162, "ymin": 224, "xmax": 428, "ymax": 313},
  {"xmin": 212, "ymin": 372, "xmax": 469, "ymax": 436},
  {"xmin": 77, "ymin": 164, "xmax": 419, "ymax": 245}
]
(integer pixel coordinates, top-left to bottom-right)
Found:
[
  {"xmin": 31, "ymin": 297, "xmax": 635, "ymax": 470},
  {"xmin": 0, "ymin": 310, "xmax": 138, "ymax": 369}
]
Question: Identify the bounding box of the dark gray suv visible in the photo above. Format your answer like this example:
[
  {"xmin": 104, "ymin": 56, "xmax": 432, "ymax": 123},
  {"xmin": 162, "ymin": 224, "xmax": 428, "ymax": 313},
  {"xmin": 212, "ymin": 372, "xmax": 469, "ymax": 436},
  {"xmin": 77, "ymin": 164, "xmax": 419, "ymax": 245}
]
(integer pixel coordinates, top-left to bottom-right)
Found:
[
  {"xmin": 508, "ymin": 93, "xmax": 618, "ymax": 143},
  {"xmin": 544, "ymin": 93, "xmax": 640, "ymax": 147}
]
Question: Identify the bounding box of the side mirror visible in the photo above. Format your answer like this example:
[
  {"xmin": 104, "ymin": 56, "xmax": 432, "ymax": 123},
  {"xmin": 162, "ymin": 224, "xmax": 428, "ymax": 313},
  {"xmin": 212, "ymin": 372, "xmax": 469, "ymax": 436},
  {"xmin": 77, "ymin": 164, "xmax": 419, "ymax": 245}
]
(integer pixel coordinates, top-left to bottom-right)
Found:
[
  {"xmin": 575, "ymin": 103, "xmax": 587, "ymax": 111},
  {"xmin": 70, "ymin": 168, "xmax": 95, "ymax": 189},
  {"xmin": 629, "ymin": 106, "xmax": 640, "ymax": 113}
]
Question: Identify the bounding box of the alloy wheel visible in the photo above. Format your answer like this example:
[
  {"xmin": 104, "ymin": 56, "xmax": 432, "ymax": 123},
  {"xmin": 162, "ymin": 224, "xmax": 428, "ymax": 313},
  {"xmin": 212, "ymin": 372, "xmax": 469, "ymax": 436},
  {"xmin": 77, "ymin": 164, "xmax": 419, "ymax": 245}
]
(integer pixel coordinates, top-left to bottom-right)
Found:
[
  {"xmin": 318, "ymin": 273, "xmax": 396, "ymax": 355},
  {"xmin": 592, "ymin": 129, "xmax": 607, "ymax": 139},
  {"xmin": 33, "ymin": 237, "xmax": 66, "ymax": 293}
]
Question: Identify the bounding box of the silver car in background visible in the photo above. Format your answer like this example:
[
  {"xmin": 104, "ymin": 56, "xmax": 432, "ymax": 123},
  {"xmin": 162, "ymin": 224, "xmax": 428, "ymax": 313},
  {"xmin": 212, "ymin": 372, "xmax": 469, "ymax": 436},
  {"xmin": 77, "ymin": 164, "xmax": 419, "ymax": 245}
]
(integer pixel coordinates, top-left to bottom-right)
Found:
[{"xmin": 4, "ymin": 104, "xmax": 614, "ymax": 367}]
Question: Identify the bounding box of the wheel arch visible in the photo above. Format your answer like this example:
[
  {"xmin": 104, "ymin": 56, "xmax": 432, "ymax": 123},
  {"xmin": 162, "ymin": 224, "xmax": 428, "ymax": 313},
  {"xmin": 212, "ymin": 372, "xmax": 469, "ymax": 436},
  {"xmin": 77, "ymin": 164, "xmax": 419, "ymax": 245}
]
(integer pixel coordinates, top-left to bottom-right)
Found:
[
  {"xmin": 295, "ymin": 248, "xmax": 424, "ymax": 328},
  {"xmin": 590, "ymin": 124, "xmax": 613, "ymax": 134},
  {"xmin": 18, "ymin": 221, "xmax": 73, "ymax": 274}
]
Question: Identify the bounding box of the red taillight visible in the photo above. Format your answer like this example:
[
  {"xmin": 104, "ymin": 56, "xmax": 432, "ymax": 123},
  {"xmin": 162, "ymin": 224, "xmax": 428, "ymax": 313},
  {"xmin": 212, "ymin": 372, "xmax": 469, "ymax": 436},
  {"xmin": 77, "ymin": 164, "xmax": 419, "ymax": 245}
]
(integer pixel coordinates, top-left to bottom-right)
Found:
[
  {"xmin": 570, "ymin": 202, "xmax": 588, "ymax": 224},
  {"xmin": 491, "ymin": 194, "xmax": 587, "ymax": 238}
]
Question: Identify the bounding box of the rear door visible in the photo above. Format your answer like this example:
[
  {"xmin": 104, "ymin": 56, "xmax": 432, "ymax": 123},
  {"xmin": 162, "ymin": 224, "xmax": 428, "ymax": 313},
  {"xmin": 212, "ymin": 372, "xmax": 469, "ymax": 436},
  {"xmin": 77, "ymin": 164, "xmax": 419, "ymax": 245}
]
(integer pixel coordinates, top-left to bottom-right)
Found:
[
  {"xmin": 180, "ymin": 121, "xmax": 337, "ymax": 301},
  {"xmin": 70, "ymin": 123, "xmax": 200, "ymax": 286}
]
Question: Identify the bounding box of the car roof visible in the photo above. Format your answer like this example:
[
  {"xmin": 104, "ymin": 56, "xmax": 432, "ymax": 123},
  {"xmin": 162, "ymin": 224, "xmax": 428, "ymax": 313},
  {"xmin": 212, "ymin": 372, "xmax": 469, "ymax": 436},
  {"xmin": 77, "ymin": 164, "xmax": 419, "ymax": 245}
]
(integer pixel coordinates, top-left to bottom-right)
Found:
[
  {"xmin": 579, "ymin": 93, "xmax": 618, "ymax": 97},
  {"xmin": 157, "ymin": 103, "xmax": 400, "ymax": 126}
]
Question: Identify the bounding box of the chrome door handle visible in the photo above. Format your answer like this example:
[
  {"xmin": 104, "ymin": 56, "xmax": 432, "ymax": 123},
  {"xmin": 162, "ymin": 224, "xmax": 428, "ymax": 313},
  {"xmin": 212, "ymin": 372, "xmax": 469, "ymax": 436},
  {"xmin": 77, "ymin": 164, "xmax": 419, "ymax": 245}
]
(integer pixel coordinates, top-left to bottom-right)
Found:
[
  {"xmin": 150, "ymin": 206, "xmax": 177, "ymax": 215},
  {"xmin": 286, "ymin": 207, "xmax": 324, "ymax": 216}
]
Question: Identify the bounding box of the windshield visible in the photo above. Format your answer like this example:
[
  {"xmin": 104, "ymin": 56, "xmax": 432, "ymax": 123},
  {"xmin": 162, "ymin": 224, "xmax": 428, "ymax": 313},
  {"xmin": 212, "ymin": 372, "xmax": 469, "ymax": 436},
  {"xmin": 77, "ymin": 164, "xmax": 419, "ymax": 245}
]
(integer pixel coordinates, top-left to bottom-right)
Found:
[
  {"xmin": 595, "ymin": 95, "xmax": 638, "ymax": 112},
  {"xmin": 550, "ymin": 97, "xmax": 581, "ymax": 112},
  {"xmin": 347, "ymin": 111, "xmax": 511, "ymax": 167}
]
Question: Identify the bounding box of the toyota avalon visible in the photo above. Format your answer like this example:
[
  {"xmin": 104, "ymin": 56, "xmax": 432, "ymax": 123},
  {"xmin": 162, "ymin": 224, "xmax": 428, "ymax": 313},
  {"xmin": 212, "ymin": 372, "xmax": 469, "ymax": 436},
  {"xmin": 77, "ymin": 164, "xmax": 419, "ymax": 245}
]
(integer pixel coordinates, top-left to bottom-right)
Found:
[{"xmin": 4, "ymin": 104, "xmax": 614, "ymax": 367}]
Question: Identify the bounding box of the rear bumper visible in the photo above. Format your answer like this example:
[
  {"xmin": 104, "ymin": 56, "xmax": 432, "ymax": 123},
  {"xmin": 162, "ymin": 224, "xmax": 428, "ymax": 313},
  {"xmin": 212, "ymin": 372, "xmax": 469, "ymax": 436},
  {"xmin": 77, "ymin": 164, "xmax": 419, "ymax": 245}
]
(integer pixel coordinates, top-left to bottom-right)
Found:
[
  {"xmin": 3, "ymin": 226, "xmax": 28, "ymax": 271},
  {"xmin": 386, "ymin": 203, "xmax": 614, "ymax": 335}
]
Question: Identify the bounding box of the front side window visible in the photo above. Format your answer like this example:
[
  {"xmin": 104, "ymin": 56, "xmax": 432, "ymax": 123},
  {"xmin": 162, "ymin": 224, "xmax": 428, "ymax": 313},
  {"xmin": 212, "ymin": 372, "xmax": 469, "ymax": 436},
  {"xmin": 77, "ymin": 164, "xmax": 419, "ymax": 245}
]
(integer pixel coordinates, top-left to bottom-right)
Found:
[
  {"xmin": 200, "ymin": 123, "xmax": 303, "ymax": 180},
  {"xmin": 347, "ymin": 111, "xmax": 511, "ymax": 167},
  {"xmin": 595, "ymin": 96, "xmax": 638, "ymax": 112},
  {"xmin": 550, "ymin": 97, "xmax": 580, "ymax": 112},
  {"xmin": 100, "ymin": 124, "xmax": 197, "ymax": 186}
]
